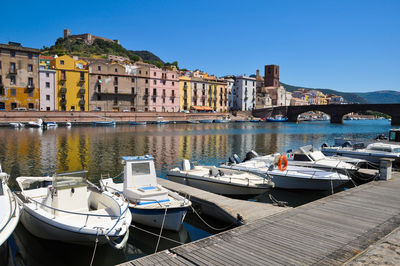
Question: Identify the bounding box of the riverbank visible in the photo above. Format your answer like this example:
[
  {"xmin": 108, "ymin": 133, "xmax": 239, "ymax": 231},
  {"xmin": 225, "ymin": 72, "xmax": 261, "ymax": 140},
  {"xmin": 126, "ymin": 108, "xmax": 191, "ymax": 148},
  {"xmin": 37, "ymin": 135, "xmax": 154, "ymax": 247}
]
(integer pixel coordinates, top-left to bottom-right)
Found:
[{"xmin": 0, "ymin": 110, "xmax": 251, "ymax": 126}]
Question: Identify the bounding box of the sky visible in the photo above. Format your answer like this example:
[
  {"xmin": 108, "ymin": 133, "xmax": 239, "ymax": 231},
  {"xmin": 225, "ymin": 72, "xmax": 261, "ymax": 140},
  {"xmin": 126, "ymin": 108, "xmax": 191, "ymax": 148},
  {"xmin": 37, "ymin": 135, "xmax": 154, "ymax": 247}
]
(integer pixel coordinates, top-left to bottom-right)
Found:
[{"xmin": 0, "ymin": 0, "xmax": 399, "ymax": 92}]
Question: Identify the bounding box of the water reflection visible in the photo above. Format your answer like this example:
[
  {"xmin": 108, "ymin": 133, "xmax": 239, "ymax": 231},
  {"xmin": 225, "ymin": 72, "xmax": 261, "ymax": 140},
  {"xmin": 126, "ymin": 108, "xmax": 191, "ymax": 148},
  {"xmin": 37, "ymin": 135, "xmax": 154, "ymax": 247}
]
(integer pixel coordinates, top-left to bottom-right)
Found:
[{"xmin": 0, "ymin": 120, "xmax": 392, "ymax": 190}]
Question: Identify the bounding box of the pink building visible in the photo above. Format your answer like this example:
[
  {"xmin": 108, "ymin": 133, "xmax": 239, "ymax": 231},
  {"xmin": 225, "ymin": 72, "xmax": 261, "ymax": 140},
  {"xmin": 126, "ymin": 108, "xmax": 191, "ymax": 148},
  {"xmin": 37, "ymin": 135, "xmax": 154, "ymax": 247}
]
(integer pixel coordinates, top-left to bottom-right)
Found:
[{"xmin": 148, "ymin": 67, "xmax": 179, "ymax": 112}]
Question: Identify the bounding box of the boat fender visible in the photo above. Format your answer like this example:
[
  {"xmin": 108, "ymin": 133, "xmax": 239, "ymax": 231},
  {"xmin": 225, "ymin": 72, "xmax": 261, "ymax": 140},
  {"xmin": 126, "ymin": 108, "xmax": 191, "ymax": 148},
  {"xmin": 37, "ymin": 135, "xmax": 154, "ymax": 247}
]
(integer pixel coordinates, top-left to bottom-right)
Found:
[
  {"xmin": 218, "ymin": 170, "xmax": 224, "ymax": 176},
  {"xmin": 71, "ymin": 187, "xmax": 75, "ymax": 194},
  {"xmin": 277, "ymin": 155, "xmax": 288, "ymax": 172}
]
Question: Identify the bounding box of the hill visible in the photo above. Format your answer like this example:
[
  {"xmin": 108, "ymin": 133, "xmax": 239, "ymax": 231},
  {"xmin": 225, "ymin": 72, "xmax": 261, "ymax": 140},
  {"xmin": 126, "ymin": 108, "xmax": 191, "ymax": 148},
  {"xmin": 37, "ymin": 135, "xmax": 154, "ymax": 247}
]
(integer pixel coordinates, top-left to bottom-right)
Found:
[
  {"xmin": 355, "ymin": 90, "xmax": 400, "ymax": 104},
  {"xmin": 41, "ymin": 37, "xmax": 165, "ymax": 65},
  {"xmin": 280, "ymin": 82, "xmax": 367, "ymax": 104}
]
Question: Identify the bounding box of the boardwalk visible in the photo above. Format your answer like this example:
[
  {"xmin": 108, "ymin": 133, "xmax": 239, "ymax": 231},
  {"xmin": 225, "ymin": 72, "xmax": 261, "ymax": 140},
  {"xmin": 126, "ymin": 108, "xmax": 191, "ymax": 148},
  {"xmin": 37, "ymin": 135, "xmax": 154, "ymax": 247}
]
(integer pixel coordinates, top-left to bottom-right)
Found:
[
  {"xmin": 122, "ymin": 173, "xmax": 400, "ymax": 265},
  {"xmin": 157, "ymin": 178, "xmax": 288, "ymax": 224}
]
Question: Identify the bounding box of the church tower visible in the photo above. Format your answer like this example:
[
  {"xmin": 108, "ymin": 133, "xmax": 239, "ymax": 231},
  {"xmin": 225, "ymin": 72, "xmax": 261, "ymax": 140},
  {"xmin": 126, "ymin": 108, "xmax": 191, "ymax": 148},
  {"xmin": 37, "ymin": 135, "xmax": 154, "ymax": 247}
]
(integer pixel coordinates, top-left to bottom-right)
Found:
[{"xmin": 264, "ymin": 65, "xmax": 279, "ymax": 87}]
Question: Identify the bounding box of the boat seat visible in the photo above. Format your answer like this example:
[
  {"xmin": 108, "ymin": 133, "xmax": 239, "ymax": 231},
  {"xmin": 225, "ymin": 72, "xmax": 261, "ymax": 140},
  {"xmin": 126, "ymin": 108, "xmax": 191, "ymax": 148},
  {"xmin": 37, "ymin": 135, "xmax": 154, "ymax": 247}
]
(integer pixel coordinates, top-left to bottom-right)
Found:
[{"xmin": 124, "ymin": 185, "xmax": 169, "ymax": 203}]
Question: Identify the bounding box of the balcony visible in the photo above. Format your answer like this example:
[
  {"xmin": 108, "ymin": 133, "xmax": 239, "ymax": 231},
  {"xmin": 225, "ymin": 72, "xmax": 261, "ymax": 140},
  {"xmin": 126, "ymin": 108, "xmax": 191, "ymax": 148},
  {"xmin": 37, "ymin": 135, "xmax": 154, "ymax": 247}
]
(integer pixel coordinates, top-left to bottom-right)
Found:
[
  {"xmin": 79, "ymin": 99, "xmax": 85, "ymax": 105},
  {"xmin": 183, "ymin": 85, "xmax": 188, "ymax": 89},
  {"xmin": 113, "ymin": 81, "xmax": 118, "ymax": 86},
  {"xmin": 152, "ymin": 94, "xmax": 157, "ymax": 98},
  {"xmin": 60, "ymin": 87, "xmax": 67, "ymax": 93},
  {"xmin": 183, "ymin": 94, "xmax": 188, "ymax": 99},
  {"xmin": 79, "ymin": 88, "xmax": 86, "ymax": 94},
  {"xmin": 9, "ymin": 68, "xmax": 17, "ymax": 74},
  {"xmin": 60, "ymin": 99, "xmax": 67, "ymax": 105},
  {"xmin": 26, "ymin": 84, "xmax": 35, "ymax": 91}
]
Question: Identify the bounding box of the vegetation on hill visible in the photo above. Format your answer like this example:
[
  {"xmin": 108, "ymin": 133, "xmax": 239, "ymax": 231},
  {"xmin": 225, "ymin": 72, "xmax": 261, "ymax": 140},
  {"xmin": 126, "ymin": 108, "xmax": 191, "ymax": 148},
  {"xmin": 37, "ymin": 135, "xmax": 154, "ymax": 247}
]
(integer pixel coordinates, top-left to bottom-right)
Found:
[
  {"xmin": 281, "ymin": 82, "xmax": 367, "ymax": 104},
  {"xmin": 355, "ymin": 90, "xmax": 400, "ymax": 104},
  {"xmin": 41, "ymin": 37, "xmax": 174, "ymax": 67}
]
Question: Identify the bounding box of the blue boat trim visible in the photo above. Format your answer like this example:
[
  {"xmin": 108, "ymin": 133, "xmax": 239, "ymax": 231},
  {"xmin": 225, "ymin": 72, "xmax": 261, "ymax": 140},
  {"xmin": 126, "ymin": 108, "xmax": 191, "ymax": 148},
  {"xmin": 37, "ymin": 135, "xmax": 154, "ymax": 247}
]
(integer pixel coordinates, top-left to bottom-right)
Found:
[
  {"xmin": 121, "ymin": 155, "xmax": 154, "ymax": 161},
  {"xmin": 140, "ymin": 186, "xmax": 156, "ymax": 190},
  {"xmin": 136, "ymin": 199, "xmax": 170, "ymax": 205},
  {"xmin": 130, "ymin": 206, "xmax": 187, "ymax": 215}
]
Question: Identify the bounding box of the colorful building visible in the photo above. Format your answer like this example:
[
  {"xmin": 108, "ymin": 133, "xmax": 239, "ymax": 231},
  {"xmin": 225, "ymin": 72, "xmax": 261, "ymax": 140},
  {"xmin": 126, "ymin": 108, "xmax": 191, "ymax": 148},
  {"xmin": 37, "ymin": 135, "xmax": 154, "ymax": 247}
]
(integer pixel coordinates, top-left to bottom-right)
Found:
[
  {"xmin": 148, "ymin": 66, "xmax": 179, "ymax": 112},
  {"xmin": 179, "ymin": 75, "xmax": 191, "ymax": 111},
  {"xmin": 0, "ymin": 42, "xmax": 40, "ymax": 110},
  {"xmin": 39, "ymin": 55, "xmax": 56, "ymax": 111},
  {"xmin": 51, "ymin": 55, "xmax": 89, "ymax": 111}
]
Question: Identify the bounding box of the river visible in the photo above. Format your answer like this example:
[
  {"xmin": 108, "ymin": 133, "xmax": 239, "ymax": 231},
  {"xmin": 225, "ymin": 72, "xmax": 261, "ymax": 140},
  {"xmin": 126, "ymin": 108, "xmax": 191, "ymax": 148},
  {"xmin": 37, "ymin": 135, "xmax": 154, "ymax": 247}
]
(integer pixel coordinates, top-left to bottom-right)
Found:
[{"xmin": 0, "ymin": 119, "xmax": 393, "ymax": 265}]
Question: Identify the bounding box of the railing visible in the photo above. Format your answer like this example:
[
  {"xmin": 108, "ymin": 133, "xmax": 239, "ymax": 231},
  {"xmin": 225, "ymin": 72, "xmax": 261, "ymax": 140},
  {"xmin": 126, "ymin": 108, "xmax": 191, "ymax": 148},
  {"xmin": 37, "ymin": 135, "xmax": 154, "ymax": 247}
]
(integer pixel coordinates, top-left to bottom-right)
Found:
[
  {"xmin": 0, "ymin": 180, "xmax": 18, "ymax": 234},
  {"xmin": 79, "ymin": 99, "xmax": 85, "ymax": 105},
  {"xmin": 27, "ymin": 84, "xmax": 34, "ymax": 90},
  {"xmin": 79, "ymin": 88, "xmax": 85, "ymax": 94},
  {"xmin": 9, "ymin": 68, "xmax": 17, "ymax": 74},
  {"xmin": 60, "ymin": 87, "xmax": 67, "ymax": 93},
  {"xmin": 60, "ymin": 99, "xmax": 67, "ymax": 105}
]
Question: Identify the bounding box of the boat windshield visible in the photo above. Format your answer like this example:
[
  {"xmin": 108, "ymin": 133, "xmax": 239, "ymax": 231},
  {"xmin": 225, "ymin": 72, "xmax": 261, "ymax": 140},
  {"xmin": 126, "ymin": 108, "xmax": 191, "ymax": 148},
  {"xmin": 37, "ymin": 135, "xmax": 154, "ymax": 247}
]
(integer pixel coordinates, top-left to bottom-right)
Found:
[
  {"xmin": 394, "ymin": 148, "xmax": 400, "ymax": 153},
  {"xmin": 52, "ymin": 176, "xmax": 86, "ymax": 189},
  {"xmin": 132, "ymin": 162, "xmax": 151, "ymax": 175}
]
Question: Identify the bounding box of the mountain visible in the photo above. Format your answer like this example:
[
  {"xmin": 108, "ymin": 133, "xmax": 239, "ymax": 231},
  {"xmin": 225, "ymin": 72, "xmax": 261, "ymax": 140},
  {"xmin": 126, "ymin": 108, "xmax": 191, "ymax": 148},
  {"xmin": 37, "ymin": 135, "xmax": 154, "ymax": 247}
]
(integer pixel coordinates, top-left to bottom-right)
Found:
[
  {"xmin": 355, "ymin": 90, "xmax": 400, "ymax": 104},
  {"xmin": 280, "ymin": 82, "xmax": 367, "ymax": 104},
  {"xmin": 41, "ymin": 37, "xmax": 164, "ymax": 65}
]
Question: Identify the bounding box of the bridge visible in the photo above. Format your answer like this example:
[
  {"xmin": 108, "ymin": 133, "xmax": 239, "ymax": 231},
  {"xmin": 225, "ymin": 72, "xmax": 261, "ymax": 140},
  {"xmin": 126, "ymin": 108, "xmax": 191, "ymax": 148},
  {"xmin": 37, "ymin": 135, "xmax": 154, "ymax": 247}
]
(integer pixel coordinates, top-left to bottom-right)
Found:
[{"xmin": 252, "ymin": 103, "xmax": 400, "ymax": 125}]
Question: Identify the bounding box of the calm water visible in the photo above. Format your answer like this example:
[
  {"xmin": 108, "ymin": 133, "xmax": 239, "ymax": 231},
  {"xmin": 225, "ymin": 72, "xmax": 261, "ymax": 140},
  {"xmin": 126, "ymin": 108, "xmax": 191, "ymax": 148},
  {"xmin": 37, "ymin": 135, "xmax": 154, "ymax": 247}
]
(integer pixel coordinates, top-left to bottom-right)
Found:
[{"xmin": 0, "ymin": 119, "xmax": 393, "ymax": 265}]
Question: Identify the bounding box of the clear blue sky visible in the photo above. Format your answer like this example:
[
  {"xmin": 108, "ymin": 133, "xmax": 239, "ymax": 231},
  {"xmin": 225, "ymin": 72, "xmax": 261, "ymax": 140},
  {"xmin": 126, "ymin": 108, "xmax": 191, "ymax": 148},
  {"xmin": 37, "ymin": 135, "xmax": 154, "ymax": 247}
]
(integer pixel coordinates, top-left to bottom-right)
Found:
[{"xmin": 1, "ymin": 0, "xmax": 399, "ymax": 92}]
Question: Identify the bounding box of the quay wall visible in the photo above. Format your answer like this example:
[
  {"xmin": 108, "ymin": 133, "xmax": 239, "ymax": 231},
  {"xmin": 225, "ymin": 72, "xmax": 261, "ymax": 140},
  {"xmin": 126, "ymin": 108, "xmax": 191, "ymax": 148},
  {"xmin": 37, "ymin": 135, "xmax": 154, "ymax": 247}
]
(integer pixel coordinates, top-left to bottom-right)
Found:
[{"xmin": 0, "ymin": 110, "xmax": 250, "ymax": 124}]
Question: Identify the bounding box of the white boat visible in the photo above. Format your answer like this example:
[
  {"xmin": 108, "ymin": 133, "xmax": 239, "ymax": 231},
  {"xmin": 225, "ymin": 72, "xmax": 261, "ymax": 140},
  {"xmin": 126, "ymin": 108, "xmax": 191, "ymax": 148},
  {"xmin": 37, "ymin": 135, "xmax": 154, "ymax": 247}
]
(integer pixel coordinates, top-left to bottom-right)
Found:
[
  {"xmin": 220, "ymin": 155, "xmax": 351, "ymax": 190},
  {"xmin": 100, "ymin": 155, "xmax": 191, "ymax": 232},
  {"xmin": 15, "ymin": 173, "xmax": 131, "ymax": 248},
  {"xmin": 43, "ymin": 122, "xmax": 57, "ymax": 128},
  {"xmin": 0, "ymin": 168, "xmax": 20, "ymax": 246},
  {"xmin": 155, "ymin": 117, "xmax": 169, "ymax": 124},
  {"xmin": 9, "ymin": 122, "xmax": 24, "ymax": 128},
  {"xmin": 167, "ymin": 160, "xmax": 274, "ymax": 196},
  {"xmin": 187, "ymin": 120, "xmax": 200, "ymax": 124},
  {"xmin": 26, "ymin": 118, "xmax": 43, "ymax": 128},
  {"xmin": 65, "ymin": 122, "xmax": 72, "ymax": 127},
  {"xmin": 322, "ymin": 142, "xmax": 400, "ymax": 164},
  {"xmin": 252, "ymin": 146, "xmax": 359, "ymax": 175}
]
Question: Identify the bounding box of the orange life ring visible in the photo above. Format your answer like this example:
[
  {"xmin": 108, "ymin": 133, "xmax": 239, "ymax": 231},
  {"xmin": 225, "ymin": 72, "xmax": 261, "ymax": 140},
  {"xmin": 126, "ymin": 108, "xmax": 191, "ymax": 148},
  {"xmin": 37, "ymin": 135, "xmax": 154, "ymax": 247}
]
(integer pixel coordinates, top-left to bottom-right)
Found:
[{"xmin": 277, "ymin": 155, "xmax": 288, "ymax": 171}]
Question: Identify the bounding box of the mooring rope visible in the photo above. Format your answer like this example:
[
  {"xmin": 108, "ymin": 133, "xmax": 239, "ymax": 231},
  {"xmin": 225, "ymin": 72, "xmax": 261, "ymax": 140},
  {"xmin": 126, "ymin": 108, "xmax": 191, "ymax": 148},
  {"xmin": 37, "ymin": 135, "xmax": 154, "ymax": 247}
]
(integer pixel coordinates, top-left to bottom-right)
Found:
[
  {"xmin": 190, "ymin": 206, "xmax": 237, "ymax": 231},
  {"xmin": 130, "ymin": 224, "xmax": 185, "ymax": 245},
  {"xmin": 89, "ymin": 229, "xmax": 100, "ymax": 266},
  {"xmin": 269, "ymin": 194, "xmax": 288, "ymax": 207},
  {"xmin": 154, "ymin": 207, "xmax": 168, "ymax": 253}
]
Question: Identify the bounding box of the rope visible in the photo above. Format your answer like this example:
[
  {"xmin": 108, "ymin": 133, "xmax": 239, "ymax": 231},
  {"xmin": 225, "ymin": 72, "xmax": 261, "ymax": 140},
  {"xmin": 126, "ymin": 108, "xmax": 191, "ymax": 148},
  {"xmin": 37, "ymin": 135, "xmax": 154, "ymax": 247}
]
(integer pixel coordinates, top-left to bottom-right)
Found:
[
  {"xmin": 130, "ymin": 224, "xmax": 185, "ymax": 245},
  {"xmin": 269, "ymin": 194, "xmax": 288, "ymax": 207},
  {"xmin": 89, "ymin": 229, "xmax": 100, "ymax": 266},
  {"xmin": 154, "ymin": 207, "xmax": 168, "ymax": 253},
  {"xmin": 190, "ymin": 206, "xmax": 237, "ymax": 231}
]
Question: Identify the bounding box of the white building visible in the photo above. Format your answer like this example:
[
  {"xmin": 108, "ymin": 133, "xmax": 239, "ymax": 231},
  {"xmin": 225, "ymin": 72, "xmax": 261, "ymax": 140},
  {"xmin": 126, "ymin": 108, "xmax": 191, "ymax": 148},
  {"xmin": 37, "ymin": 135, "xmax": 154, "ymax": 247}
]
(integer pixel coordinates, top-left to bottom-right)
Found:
[
  {"xmin": 225, "ymin": 78, "xmax": 234, "ymax": 110},
  {"xmin": 231, "ymin": 76, "xmax": 256, "ymax": 111},
  {"xmin": 39, "ymin": 67, "xmax": 56, "ymax": 111}
]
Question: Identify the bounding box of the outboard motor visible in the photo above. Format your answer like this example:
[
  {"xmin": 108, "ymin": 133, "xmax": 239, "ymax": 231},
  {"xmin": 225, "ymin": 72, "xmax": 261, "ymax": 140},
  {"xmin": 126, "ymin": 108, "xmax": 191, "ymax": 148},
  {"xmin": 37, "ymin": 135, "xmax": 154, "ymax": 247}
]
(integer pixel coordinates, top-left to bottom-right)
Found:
[
  {"xmin": 181, "ymin": 159, "xmax": 191, "ymax": 171},
  {"xmin": 228, "ymin": 156, "xmax": 236, "ymax": 165},
  {"xmin": 342, "ymin": 141, "xmax": 352, "ymax": 148},
  {"xmin": 244, "ymin": 150, "xmax": 259, "ymax": 162},
  {"xmin": 321, "ymin": 143, "xmax": 328, "ymax": 148},
  {"xmin": 233, "ymin": 154, "xmax": 242, "ymax": 164}
]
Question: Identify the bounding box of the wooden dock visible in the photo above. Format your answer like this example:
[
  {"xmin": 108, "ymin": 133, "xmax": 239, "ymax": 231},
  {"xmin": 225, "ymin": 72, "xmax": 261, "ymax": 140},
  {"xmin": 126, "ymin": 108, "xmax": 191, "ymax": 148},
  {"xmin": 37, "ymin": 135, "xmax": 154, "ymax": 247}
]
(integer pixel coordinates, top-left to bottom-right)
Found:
[
  {"xmin": 121, "ymin": 173, "xmax": 400, "ymax": 265},
  {"xmin": 157, "ymin": 178, "xmax": 289, "ymax": 225}
]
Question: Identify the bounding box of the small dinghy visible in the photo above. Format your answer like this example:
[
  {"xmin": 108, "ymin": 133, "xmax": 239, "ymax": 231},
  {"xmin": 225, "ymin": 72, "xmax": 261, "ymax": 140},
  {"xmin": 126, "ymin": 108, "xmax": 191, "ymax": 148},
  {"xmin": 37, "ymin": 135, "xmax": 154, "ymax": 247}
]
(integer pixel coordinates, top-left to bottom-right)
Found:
[
  {"xmin": 43, "ymin": 122, "xmax": 57, "ymax": 129},
  {"xmin": 0, "ymin": 168, "xmax": 20, "ymax": 246},
  {"xmin": 100, "ymin": 155, "xmax": 191, "ymax": 232},
  {"xmin": 168, "ymin": 160, "xmax": 274, "ymax": 196},
  {"xmin": 26, "ymin": 118, "xmax": 43, "ymax": 128},
  {"xmin": 10, "ymin": 122, "xmax": 24, "ymax": 128},
  {"xmin": 15, "ymin": 172, "xmax": 131, "ymax": 248}
]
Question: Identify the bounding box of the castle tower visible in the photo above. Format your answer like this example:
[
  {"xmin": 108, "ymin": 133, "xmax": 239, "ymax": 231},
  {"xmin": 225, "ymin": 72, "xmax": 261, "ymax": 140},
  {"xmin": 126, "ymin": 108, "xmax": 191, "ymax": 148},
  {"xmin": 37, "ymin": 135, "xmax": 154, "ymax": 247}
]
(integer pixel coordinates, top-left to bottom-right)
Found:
[
  {"xmin": 64, "ymin": 29, "xmax": 70, "ymax": 39},
  {"xmin": 264, "ymin": 65, "xmax": 279, "ymax": 87}
]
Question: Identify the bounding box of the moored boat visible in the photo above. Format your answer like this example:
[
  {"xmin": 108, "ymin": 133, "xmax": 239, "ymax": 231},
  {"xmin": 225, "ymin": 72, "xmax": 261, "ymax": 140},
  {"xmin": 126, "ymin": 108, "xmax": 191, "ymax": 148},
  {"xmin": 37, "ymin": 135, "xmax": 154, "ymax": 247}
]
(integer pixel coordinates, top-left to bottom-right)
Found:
[
  {"xmin": 10, "ymin": 122, "xmax": 24, "ymax": 128},
  {"xmin": 130, "ymin": 121, "xmax": 147, "ymax": 125},
  {"xmin": 168, "ymin": 160, "xmax": 274, "ymax": 196},
  {"xmin": 200, "ymin": 120, "xmax": 213, "ymax": 123},
  {"xmin": 0, "ymin": 168, "xmax": 20, "ymax": 246},
  {"xmin": 100, "ymin": 155, "xmax": 191, "ymax": 231},
  {"xmin": 220, "ymin": 154, "xmax": 351, "ymax": 190},
  {"xmin": 92, "ymin": 121, "xmax": 116, "ymax": 126},
  {"xmin": 266, "ymin": 115, "xmax": 288, "ymax": 122},
  {"xmin": 26, "ymin": 119, "xmax": 43, "ymax": 128},
  {"xmin": 15, "ymin": 173, "xmax": 131, "ymax": 248}
]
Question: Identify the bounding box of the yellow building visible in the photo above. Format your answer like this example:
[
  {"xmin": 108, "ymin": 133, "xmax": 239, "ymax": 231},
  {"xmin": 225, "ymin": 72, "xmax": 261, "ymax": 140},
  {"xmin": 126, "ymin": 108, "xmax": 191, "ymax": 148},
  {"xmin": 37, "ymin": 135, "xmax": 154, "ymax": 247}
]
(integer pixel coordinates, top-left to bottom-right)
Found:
[
  {"xmin": 179, "ymin": 76, "xmax": 191, "ymax": 111},
  {"xmin": 215, "ymin": 79, "xmax": 228, "ymax": 112},
  {"xmin": 51, "ymin": 55, "xmax": 89, "ymax": 111}
]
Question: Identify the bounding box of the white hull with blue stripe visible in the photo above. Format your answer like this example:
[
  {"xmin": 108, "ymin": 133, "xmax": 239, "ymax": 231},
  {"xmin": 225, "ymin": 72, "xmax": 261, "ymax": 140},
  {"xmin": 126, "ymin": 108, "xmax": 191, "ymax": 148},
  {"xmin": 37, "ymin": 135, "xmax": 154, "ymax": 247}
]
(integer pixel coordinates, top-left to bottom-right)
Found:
[{"xmin": 100, "ymin": 155, "xmax": 191, "ymax": 232}]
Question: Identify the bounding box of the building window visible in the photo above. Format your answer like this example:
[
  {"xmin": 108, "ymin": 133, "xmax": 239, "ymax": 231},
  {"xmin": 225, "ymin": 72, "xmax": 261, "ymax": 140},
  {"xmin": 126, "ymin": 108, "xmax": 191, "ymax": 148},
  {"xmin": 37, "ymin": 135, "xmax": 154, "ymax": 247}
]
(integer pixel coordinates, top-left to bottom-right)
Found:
[
  {"xmin": 46, "ymin": 72, "xmax": 49, "ymax": 78},
  {"xmin": 46, "ymin": 107, "xmax": 50, "ymax": 111},
  {"xmin": 98, "ymin": 66, "xmax": 101, "ymax": 71},
  {"xmin": 114, "ymin": 87, "xmax": 118, "ymax": 94},
  {"xmin": 172, "ymin": 75, "xmax": 174, "ymax": 78},
  {"xmin": 28, "ymin": 64, "xmax": 33, "ymax": 72},
  {"xmin": 10, "ymin": 76, "xmax": 16, "ymax": 85},
  {"xmin": 28, "ymin": 78, "xmax": 33, "ymax": 86},
  {"xmin": 153, "ymin": 80, "xmax": 156, "ymax": 85},
  {"xmin": 45, "ymin": 82, "xmax": 50, "ymax": 88},
  {"xmin": 0, "ymin": 61, "xmax": 2, "ymax": 69},
  {"xmin": 131, "ymin": 87, "xmax": 135, "ymax": 95},
  {"xmin": 10, "ymin": 51, "xmax": 15, "ymax": 57},
  {"xmin": 114, "ymin": 97, "xmax": 118, "ymax": 105},
  {"xmin": 28, "ymin": 53, "xmax": 33, "ymax": 59},
  {"xmin": 139, "ymin": 70, "xmax": 142, "ymax": 74},
  {"xmin": 46, "ymin": 95, "xmax": 50, "ymax": 101},
  {"xmin": 114, "ymin": 77, "xmax": 118, "ymax": 85},
  {"xmin": 153, "ymin": 72, "xmax": 156, "ymax": 76},
  {"xmin": 97, "ymin": 84, "xmax": 101, "ymax": 93},
  {"xmin": 10, "ymin": 62, "xmax": 16, "ymax": 73},
  {"xmin": 10, "ymin": 89, "xmax": 16, "ymax": 96},
  {"xmin": 80, "ymin": 72, "xmax": 85, "ymax": 81},
  {"xmin": 131, "ymin": 78, "xmax": 135, "ymax": 83},
  {"xmin": 60, "ymin": 60, "xmax": 64, "ymax": 65},
  {"xmin": 114, "ymin": 68, "xmax": 118, "ymax": 73},
  {"xmin": 172, "ymin": 81, "xmax": 175, "ymax": 86}
]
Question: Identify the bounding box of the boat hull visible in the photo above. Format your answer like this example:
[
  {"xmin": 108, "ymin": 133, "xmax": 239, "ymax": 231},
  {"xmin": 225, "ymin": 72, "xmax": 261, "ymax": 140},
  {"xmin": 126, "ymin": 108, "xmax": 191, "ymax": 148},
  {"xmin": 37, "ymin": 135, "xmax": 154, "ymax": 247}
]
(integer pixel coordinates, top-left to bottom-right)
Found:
[
  {"xmin": 130, "ymin": 206, "xmax": 187, "ymax": 232},
  {"xmin": 167, "ymin": 174, "xmax": 271, "ymax": 196},
  {"xmin": 270, "ymin": 175, "xmax": 348, "ymax": 190},
  {"xmin": 130, "ymin": 122, "xmax": 147, "ymax": 125},
  {"xmin": 322, "ymin": 149, "xmax": 400, "ymax": 164},
  {"xmin": 19, "ymin": 208, "xmax": 119, "ymax": 245}
]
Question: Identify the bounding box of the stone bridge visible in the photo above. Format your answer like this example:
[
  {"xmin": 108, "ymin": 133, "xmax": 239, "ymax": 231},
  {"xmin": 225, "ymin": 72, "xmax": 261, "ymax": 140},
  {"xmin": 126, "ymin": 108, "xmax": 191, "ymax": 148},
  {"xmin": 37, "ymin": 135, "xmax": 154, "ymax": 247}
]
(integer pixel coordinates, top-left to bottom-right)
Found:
[{"xmin": 252, "ymin": 103, "xmax": 400, "ymax": 125}]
